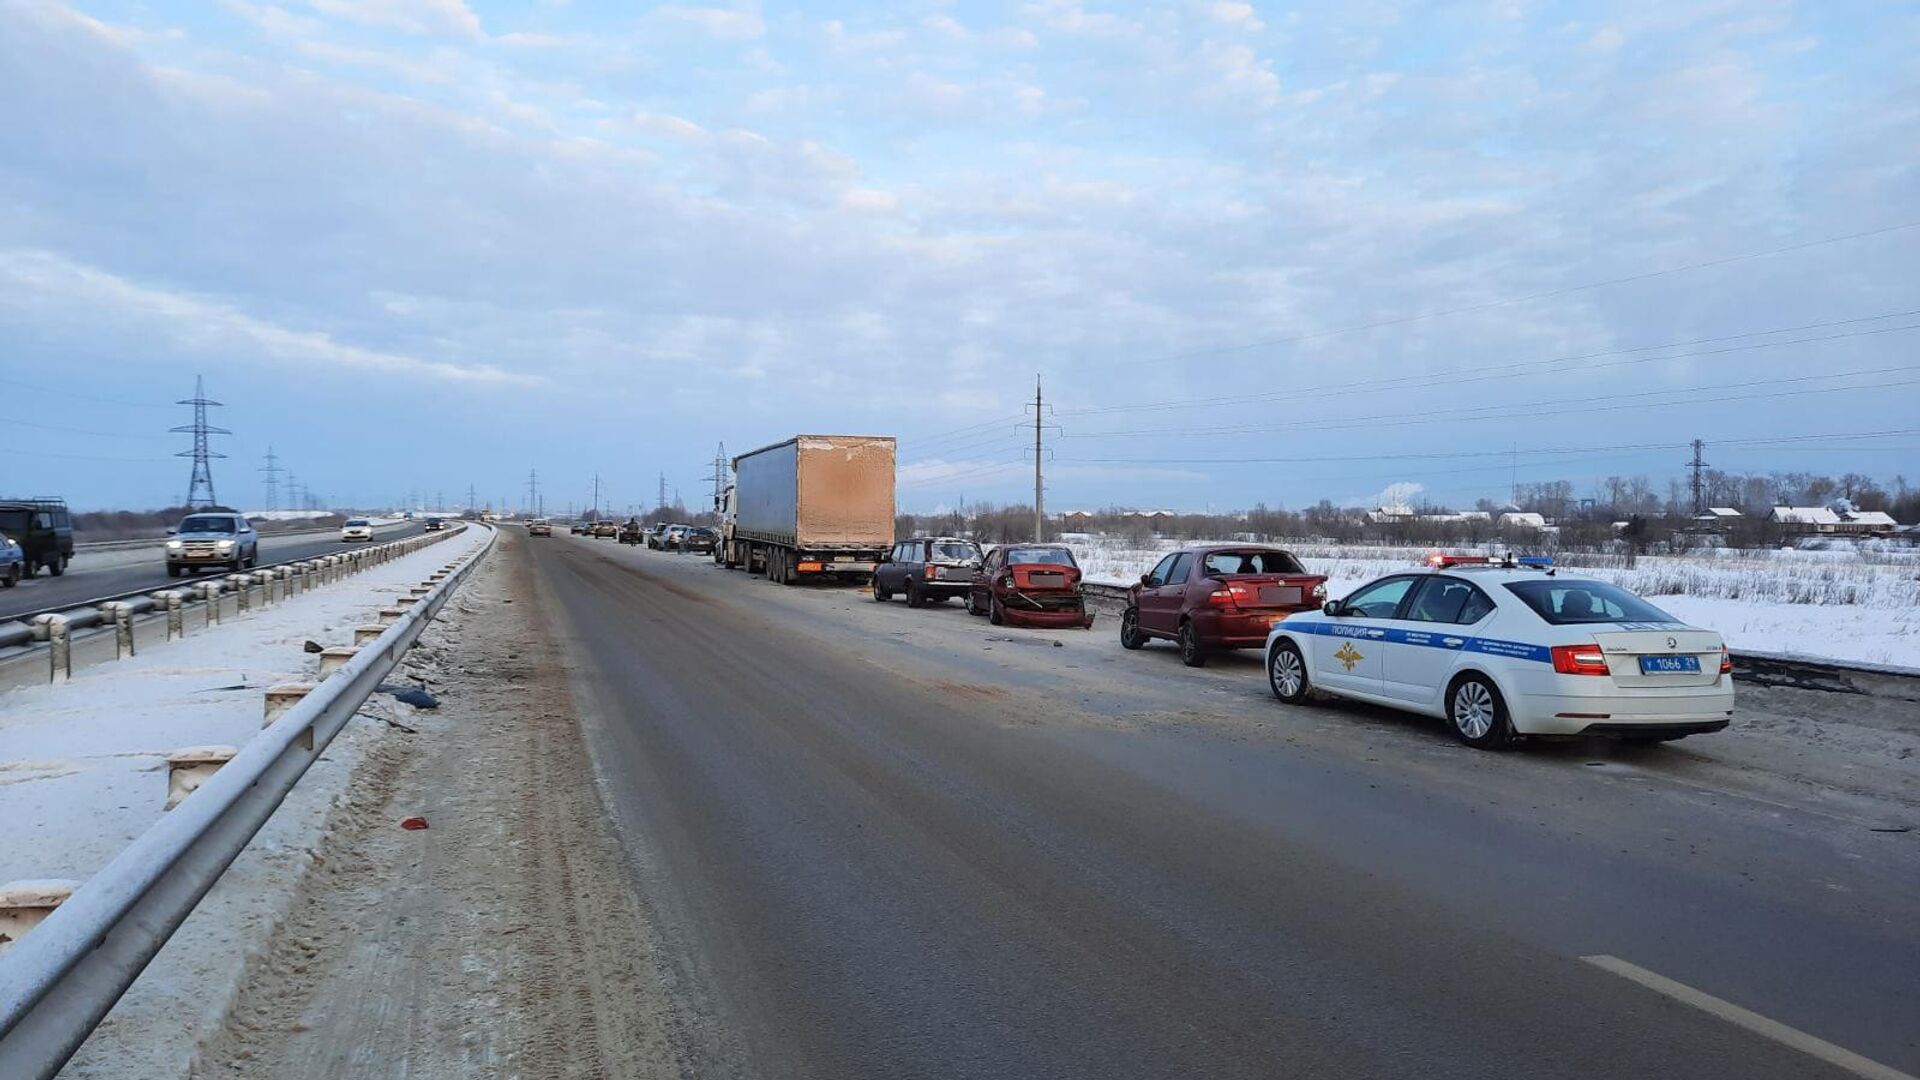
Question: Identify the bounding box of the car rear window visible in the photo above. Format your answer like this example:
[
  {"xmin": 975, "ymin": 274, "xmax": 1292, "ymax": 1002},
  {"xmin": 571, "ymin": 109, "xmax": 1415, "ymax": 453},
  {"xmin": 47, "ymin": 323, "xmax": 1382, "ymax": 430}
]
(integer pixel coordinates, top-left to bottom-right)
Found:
[
  {"xmin": 1002, "ymin": 546, "xmax": 1075, "ymax": 567},
  {"xmin": 932, "ymin": 541, "xmax": 980, "ymax": 562},
  {"xmin": 1503, "ymin": 579, "xmax": 1676, "ymax": 625},
  {"xmin": 1201, "ymin": 550, "xmax": 1305, "ymax": 576}
]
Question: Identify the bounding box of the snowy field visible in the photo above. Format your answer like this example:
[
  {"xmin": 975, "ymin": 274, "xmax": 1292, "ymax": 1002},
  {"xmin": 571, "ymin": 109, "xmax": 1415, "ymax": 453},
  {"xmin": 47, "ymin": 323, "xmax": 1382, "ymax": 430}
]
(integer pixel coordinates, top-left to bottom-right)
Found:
[{"xmin": 1064, "ymin": 534, "xmax": 1920, "ymax": 669}]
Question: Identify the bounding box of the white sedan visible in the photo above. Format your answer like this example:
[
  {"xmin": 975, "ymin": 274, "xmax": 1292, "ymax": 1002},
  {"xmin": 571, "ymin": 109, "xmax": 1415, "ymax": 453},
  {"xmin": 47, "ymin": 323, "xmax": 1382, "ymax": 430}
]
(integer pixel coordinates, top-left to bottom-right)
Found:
[
  {"xmin": 340, "ymin": 519, "xmax": 374, "ymax": 542},
  {"xmin": 1263, "ymin": 557, "xmax": 1733, "ymax": 749}
]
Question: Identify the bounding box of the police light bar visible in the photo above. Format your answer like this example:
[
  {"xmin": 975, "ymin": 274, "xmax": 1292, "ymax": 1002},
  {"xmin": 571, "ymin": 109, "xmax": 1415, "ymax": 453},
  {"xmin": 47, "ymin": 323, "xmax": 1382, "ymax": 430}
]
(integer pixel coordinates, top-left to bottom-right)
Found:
[
  {"xmin": 1514, "ymin": 555, "xmax": 1555, "ymax": 568},
  {"xmin": 1426, "ymin": 553, "xmax": 1490, "ymax": 568}
]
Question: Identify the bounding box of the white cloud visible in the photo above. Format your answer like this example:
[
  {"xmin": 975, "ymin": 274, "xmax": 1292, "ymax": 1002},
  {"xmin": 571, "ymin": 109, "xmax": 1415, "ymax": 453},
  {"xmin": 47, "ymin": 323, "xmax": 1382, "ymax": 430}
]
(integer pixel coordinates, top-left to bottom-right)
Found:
[
  {"xmin": 0, "ymin": 250, "xmax": 538, "ymax": 386},
  {"xmin": 651, "ymin": 4, "xmax": 765, "ymax": 40},
  {"xmin": 1585, "ymin": 25, "xmax": 1626, "ymax": 52},
  {"xmin": 1195, "ymin": 40, "xmax": 1281, "ymax": 108},
  {"xmin": 303, "ymin": 0, "xmax": 482, "ymax": 39},
  {"xmin": 1205, "ymin": 1, "xmax": 1265, "ymax": 32}
]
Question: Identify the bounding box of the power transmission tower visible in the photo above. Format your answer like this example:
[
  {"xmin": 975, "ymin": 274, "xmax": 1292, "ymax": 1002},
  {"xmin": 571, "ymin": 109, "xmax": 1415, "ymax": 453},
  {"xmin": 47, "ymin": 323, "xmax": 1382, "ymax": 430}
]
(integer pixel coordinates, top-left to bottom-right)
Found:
[
  {"xmin": 259, "ymin": 447, "xmax": 283, "ymax": 511},
  {"xmin": 592, "ymin": 473, "xmax": 602, "ymax": 519},
  {"xmin": 710, "ymin": 442, "xmax": 729, "ymax": 512},
  {"xmin": 171, "ymin": 376, "xmax": 229, "ymax": 509},
  {"xmin": 526, "ymin": 469, "xmax": 541, "ymax": 517},
  {"xmin": 1688, "ymin": 439, "xmax": 1709, "ymax": 516},
  {"xmin": 1033, "ymin": 375, "xmax": 1045, "ymax": 542},
  {"xmin": 657, "ymin": 472, "xmax": 668, "ymax": 512},
  {"xmin": 467, "ymin": 484, "xmax": 477, "ymax": 515},
  {"xmin": 284, "ymin": 470, "xmax": 298, "ymax": 514}
]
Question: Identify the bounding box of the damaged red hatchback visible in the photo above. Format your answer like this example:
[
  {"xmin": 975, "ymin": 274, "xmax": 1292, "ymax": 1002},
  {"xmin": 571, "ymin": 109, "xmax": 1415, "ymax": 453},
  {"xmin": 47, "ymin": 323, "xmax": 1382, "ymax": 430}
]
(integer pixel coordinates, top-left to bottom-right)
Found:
[{"xmin": 966, "ymin": 543, "xmax": 1094, "ymax": 629}]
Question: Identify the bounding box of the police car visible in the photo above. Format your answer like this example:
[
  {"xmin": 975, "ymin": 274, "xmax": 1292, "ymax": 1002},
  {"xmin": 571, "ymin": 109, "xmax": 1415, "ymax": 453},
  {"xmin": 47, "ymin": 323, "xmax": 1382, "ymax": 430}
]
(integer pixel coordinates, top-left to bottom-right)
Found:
[{"xmin": 1263, "ymin": 555, "xmax": 1733, "ymax": 749}]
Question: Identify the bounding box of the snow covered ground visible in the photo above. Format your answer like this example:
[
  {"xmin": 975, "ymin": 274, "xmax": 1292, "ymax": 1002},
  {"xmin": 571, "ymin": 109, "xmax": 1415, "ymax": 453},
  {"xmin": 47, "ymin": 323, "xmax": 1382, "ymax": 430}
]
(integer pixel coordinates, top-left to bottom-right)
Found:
[
  {"xmin": 1065, "ymin": 534, "xmax": 1920, "ymax": 668},
  {"xmin": 0, "ymin": 525, "xmax": 486, "ymax": 885}
]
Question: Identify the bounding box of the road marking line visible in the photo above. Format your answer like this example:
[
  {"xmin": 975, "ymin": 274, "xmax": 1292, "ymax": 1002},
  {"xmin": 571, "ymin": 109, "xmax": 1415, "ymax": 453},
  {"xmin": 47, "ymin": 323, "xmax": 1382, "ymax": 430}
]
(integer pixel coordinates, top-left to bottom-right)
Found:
[{"xmin": 1582, "ymin": 955, "xmax": 1918, "ymax": 1080}]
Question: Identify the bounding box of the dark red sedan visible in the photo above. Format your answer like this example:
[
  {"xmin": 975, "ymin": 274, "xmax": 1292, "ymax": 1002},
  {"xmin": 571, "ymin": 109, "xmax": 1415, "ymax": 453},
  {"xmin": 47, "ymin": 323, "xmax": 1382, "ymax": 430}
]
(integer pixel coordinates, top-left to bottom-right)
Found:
[
  {"xmin": 1120, "ymin": 546, "xmax": 1326, "ymax": 665},
  {"xmin": 966, "ymin": 544, "xmax": 1094, "ymax": 629}
]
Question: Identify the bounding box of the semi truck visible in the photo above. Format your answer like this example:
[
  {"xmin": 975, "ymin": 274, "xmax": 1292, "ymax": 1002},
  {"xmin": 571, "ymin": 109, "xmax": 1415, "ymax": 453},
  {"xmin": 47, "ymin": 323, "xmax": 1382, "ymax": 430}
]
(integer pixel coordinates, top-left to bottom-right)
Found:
[{"xmin": 715, "ymin": 435, "xmax": 895, "ymax": 584}]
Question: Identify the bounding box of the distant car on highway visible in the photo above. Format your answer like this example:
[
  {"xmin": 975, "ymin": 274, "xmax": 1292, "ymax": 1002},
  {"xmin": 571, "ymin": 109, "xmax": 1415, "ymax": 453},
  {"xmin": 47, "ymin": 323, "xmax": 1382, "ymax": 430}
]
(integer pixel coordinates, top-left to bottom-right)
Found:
[
  {"xmin": 340, "ymin": 519, "xmax": 374, "ymax": 542},
  {"xmin": 874, "ymin": 536, "xmax": 984, "ymax": 607},
  {"xmin": 166, "ymin": 512, "xmax": 259, "ymax": 576},
  {"xmin": 0, "ymin": 533, "xmax": 24, "ymax": 587},
  {"xmin": 571, "ymin": 521, "xmax": 591, "ymax": 535},
  {"xmin": 528, "ymin": 518, "xmax": 553, "ymax": 537},
  {"xmin": 1264, "ymin": 555, "xmax": 1734, "ymax": 749},
  {"xmin": 966, "ymin": 544, "xmax": 1093, "ymax": 628},
  {"xmin": 681, "ymin": 526, "xmax": 718, "ymax": 554},
  {"xmin": 1120, "ymin": 546, "xmax": 1328, "ymax": 667},
  {"xmin": 0, "ymin": 497, "xmax": 74, "ymax": 578},
  {"xmin": 424, "ymin": 516, "xmax": 446, "ymax": 531},
  {"xmin": 619, "ymin": 520, "xmax": 645, "ymax": 545},
  {"xmin": 592, "ymin": 520, "xmax": 618, "ymax": 539}
]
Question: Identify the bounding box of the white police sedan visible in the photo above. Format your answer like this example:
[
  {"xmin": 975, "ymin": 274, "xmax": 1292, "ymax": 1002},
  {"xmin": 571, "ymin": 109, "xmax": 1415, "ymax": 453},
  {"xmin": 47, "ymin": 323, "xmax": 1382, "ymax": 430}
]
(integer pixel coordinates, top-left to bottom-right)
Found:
[{"xmin": 1263, "ymin": 556, "xmax": 1733, "ymax": 749}]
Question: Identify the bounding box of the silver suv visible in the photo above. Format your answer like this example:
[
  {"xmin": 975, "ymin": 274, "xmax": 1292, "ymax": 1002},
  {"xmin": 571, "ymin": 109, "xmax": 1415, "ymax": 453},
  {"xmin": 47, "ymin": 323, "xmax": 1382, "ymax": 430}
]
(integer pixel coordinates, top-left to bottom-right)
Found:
[{"xmin": 166, "ymin": 513, "xmax": 259, "ymax": 576}]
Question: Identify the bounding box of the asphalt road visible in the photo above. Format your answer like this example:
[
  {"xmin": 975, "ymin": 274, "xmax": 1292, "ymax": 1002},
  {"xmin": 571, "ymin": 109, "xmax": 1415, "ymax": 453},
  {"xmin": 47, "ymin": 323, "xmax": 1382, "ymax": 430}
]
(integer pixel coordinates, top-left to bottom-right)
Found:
[
  {"xmin": 528, "ymin": 533, "xmax": 1919, "ymax": 1080},
  {"xmin": 0, "ymin": 522, "xmax": 426, "ymax": 622}
]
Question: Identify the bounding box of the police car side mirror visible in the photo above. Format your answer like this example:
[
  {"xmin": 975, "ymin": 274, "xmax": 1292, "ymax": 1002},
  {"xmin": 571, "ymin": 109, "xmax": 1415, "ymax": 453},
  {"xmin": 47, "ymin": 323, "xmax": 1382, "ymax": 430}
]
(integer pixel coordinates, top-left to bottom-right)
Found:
[{"xmin": 1323, "ymin": 600, "xmax": 1344, "ymax": 616}]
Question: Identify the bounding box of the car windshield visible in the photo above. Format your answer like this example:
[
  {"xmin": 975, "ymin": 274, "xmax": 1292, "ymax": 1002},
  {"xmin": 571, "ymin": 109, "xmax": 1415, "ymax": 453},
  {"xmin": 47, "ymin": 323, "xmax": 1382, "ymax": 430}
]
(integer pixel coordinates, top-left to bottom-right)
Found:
[
  {"xmin": 1503, "ymin": 579, "xmax": 1677, "ymax": 625},
  {"xmin": 346, "ymin": 519, "xmax": 369, "ymax": 527},
  {"xmin": 1002, "ymin": 546, "xmax": 1075, "ymax": 567},
  {"xmin": 932, "ymin": 541, "xmax": 980, "ymax": 562},
  {"xmin": 178, "ymin": 516, "xmax": 237, "ymax": 534},
  {"xmin": 1202, "ymin": 550, "xmax": 1304, "ymax": 576}
]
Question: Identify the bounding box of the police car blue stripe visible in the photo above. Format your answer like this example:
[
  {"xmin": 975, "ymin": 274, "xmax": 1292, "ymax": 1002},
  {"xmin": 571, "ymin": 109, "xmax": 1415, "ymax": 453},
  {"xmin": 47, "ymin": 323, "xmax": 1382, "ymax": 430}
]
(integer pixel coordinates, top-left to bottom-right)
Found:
[{"xmin": 1281, "ymin": 620, "xmax": 1552, "ymax": 664}]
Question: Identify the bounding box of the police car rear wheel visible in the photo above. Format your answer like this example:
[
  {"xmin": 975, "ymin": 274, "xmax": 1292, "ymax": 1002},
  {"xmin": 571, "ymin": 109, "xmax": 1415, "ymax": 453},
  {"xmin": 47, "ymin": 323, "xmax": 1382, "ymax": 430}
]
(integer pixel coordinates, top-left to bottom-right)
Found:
[
  {"xmin": 1448, "ymin": 675, "xmax": 1512, "ymax": 750},
  {"xmin": 1268, "ymin": 642, "xmax": 1308, "ymax": 703}
]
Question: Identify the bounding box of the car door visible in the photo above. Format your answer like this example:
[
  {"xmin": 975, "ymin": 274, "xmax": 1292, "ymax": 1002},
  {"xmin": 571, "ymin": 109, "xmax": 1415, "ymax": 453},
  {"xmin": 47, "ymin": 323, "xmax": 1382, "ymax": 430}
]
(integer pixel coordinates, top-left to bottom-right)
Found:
[
  {"xmin": 1138, "ymin": 552, "xmax": 1194, "ymax": 636},
  {"xmin": 1314, "ymin": 575, "xmax": 1418, "ymax": 697},
  {"xmin": 1380, "ymin": 576, "xmax": 1494, "ymax": 706},
  {"xmin": 971, "ymin": 548, "xmax": 1001, "ymax": 608},
  {"xmin": 881, "ymin": 542, "xmax": 909, "ymax": 591},
  {"xmin": 903, "ymin": 540, "xmax": 928, "ymax": 587}
]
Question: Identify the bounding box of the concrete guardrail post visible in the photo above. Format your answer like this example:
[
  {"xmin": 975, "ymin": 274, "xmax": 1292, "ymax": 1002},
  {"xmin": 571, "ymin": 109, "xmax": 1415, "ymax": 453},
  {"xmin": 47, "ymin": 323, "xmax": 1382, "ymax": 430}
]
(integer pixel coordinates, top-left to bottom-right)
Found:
[
  {"xmin": 164, "ymin": 745, "xmax": 238, "ymax": 810},
  {"xmin": 377, "ymin": 606, "xmax": 404, "ymax": 625},
  {"xmin": 317, "ymin": 645, "xmax": 358, "ymax": 679},
  {"xmin": 154, "ymin": 591, "xmax": 185, "ymax": 640},
  {"xmin": 102, "ymin": 601, "xmax": 135, "ymax": 659},
  {"xmin": 262, "ymin": 682, "xmax": 318, "ymax": 750},
  {"xmin": 0, "ymin": 880, "xmax": 79, "ymax": 958},
  {"xmin": 45, "ymin": 614, "xmax": 71, "ymax": 683},
  {"xmin": 197, "ymin": 580, "xmax": 221, "ymax": 627},
  {"xmin": 231, "ymin": 573, "xmax": 252, "ymax": 613},
  {"xmin": 352, "ymin": 624, "xmax": 385, "ymax": 646}
]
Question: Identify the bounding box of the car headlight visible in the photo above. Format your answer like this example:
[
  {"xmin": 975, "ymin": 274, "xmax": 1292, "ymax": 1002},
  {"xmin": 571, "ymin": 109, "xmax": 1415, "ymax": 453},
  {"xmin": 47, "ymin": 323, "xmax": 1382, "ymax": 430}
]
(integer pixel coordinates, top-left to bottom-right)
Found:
[
  {"xmin": 166, "ymin": 540, "xmax": 182, "ymax": 550},
  {"xmin": 216, "ymin": 539, "xmax": 235, "ymax": 550}
]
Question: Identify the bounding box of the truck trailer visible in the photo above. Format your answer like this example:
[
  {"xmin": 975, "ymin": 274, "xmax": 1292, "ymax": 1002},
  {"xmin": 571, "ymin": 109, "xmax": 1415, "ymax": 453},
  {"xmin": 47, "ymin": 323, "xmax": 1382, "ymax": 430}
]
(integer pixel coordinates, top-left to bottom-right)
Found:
[{"xmin": 716, "ymin": 435, "xmax": 895, "ymax": 584}]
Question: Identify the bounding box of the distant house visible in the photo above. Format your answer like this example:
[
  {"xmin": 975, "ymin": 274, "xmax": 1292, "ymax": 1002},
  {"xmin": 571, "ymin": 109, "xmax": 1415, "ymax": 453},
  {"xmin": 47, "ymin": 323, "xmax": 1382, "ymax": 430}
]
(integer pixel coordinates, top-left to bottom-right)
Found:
[
  {"xmin": 1769, "ymin": 505, "xmax": 1898, "ymax": 536},
  {"xmin": 1058, "ymin": 510, "xmax": 1093, "ymax": 529},
  {"xmin": 1497, "ymin": 511, "xmax": 1548, "ymax": 529},
  {"xmin": 1367, "ymin": 505, "xmax": 1414, "ymax": 525},
  {"xmin": 1420, "ymin": 511, "xmax": 1492, "ymax": 525}
]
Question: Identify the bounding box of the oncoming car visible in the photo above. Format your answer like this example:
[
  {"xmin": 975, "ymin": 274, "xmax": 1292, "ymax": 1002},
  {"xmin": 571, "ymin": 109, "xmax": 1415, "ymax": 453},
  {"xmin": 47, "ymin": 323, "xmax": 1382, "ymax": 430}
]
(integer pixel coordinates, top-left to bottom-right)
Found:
[
  {"xmin": 1263, "ymin": 556, "xmax": 1733, "ymax": 749},
  {"xmin": 0, "ymin": 533, "xmax": 24, "ymax": 587},
  {"xmin": 166, "ymin": 513, "xmax": 259, "ymax": 576},
  {"xmin": 340, "ymin": 519, "xmax": 374, "ymax": 542}
]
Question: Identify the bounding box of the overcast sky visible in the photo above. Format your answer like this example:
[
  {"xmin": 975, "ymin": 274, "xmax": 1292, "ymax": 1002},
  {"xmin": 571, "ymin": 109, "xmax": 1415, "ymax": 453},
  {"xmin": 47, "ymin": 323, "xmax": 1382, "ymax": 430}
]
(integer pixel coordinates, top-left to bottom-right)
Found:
[{"xmin": 1, "ymin": 0, "xmax": 1916, "ymax": 514}]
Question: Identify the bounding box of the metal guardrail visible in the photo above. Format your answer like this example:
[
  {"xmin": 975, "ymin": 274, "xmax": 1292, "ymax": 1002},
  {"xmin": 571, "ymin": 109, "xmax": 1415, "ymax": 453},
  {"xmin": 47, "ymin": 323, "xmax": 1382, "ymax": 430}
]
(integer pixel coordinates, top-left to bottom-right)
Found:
[
  {"xmin": 0, "ymin": 523, "xmax": 426, "ymax": 644},
  {"xmin": 0, "ymin": 525, "xmax": 497, "ymax": 1079},
  {"xmin": 1080, "ymin": 582, "xmax": 1920, "ymax": 701}
]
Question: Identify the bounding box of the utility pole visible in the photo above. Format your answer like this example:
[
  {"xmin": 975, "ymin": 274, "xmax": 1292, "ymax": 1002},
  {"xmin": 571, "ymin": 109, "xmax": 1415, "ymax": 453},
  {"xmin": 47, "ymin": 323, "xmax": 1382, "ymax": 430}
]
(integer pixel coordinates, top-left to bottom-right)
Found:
[
  {"xmin": 657, "ymin": 472, "xmax": 668, "ymax": 513},
  {"xmin": 1688, "ymin": 439, "xmax": 1709, "ymax": 517},
  {"xmin": 1033, "ymin": 375, "xmax": 1044, "ymax": 542},
  {"xmin": 172, "ymin": 375, "xmax": 229, "ymax": 509},
  {"xmin": 592, "ymin": 473, "xmax": 602, "ymax": 519},
  {"xmin": 259, "ymin": 447, "xmax": 283, "ymax": 511}
]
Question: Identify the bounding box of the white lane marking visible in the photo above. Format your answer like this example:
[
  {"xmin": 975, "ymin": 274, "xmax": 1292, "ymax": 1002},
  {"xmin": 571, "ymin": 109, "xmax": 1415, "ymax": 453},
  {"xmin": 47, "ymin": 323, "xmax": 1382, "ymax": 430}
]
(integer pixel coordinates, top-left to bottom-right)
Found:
[{"xmin": 1582, "ymin": 955, "xmax": 1918, "ymax": 1080}]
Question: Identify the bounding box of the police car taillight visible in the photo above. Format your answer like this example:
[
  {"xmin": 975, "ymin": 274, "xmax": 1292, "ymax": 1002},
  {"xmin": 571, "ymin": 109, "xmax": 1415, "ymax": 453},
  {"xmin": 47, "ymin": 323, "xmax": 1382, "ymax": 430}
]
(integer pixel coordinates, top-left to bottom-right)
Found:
[{"xmin": 1550, "ymin": 644, "xmax": 1610, "ymax": 676}]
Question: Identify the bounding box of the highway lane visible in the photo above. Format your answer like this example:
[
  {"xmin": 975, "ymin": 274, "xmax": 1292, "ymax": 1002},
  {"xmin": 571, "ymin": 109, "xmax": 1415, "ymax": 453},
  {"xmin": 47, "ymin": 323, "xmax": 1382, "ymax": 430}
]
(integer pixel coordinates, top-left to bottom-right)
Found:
[
  {"xmin": 0, "ymin": 521, "xmax": 427, "ymax": 622},
  {"xmin": 529, "ymin": 534, "xmax": 1919, "ymax": 1080}
]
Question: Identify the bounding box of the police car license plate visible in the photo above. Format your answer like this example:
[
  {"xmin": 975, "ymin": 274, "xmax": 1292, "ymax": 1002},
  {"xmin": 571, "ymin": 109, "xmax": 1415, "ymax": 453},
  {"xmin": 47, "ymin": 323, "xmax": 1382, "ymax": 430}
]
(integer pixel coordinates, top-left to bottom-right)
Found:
[{"xmin": 1639, "ymin": 655, "xmax": 1700, "ymax": 674}]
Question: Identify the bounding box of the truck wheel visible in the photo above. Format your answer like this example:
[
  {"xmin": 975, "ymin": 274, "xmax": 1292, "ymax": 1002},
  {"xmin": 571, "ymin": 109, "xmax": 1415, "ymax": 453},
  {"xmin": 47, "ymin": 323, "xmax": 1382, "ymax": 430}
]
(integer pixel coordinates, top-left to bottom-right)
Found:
[
  {"xmin": 49, "ymin": 556, "xmax": 66, "ymax": 577},
  {"xmin": 906, "ymin": 581, "xmax": 925, "ymax": 608}
]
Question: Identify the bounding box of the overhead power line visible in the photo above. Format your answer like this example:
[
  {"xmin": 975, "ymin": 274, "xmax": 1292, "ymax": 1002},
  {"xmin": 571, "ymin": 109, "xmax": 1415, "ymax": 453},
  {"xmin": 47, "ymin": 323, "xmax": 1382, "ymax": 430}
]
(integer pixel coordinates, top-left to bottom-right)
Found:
[{"xmin": 1053, "ymin": 428, "xmax": 1920, "ymax": 466}]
